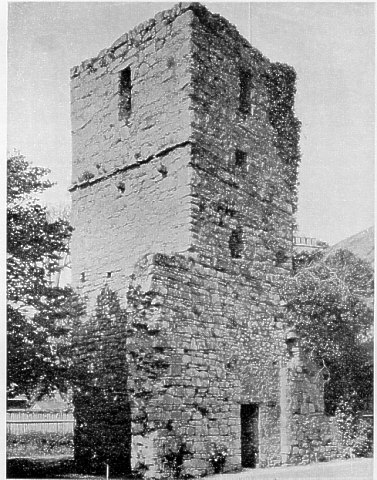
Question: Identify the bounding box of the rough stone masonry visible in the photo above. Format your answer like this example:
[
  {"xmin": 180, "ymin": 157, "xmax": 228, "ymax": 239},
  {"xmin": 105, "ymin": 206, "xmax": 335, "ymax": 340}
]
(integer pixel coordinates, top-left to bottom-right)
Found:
[{"xmin": 70, "ymin": 3, "xmax": 339, "ymax": 478}]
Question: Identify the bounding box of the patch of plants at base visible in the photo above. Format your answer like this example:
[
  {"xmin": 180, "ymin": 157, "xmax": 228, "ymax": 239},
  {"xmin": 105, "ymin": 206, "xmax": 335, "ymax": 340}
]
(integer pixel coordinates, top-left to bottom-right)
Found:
[
  {"xmin": 7, "ymin": 432, "xmax": 74, "ymax": 458},
  {"xmin": 162, "ymin": 443, "xmax": 193, "ymax": 479},
  {"xmin": 335, "ymin": 397, "xmax": 374, "ymax": 458},
  {"xmin": 208, "ymin": 444, "xmax": 229, "ymax": 474},
  {"xmin": 7, "ymin": 457, "xmax": 76, "ymax": 479}
]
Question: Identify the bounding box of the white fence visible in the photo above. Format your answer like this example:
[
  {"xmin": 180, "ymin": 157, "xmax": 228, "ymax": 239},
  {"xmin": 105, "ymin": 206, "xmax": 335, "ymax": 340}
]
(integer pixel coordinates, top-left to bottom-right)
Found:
[{"xmin": 7, "ymin": 410, "xmax": 74, "ymax": 435}]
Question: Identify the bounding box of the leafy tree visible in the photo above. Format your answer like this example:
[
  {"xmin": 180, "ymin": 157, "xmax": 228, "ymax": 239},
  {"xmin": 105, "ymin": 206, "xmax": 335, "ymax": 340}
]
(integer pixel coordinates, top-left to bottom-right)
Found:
[
  {"xmin": 283, "ymin": 248, "xmax": 373, "ymax": 414},
  {"xmin": 72, "ymin": 285, "xmax": 170, "ymax": 474},
  {"xmin": 7, "ymin": 154, "xmax": 80, "ymax": 399},
  {"xmin": 72, "ymin": 287, "xmax": 130, "ymax": 475}
]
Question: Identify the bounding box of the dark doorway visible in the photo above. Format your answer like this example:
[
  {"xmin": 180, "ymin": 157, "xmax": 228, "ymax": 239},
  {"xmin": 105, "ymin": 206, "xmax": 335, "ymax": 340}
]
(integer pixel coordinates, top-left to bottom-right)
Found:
[{"xmin": 241, "ymin": 403, "xmax": 259, "ymax": 468}]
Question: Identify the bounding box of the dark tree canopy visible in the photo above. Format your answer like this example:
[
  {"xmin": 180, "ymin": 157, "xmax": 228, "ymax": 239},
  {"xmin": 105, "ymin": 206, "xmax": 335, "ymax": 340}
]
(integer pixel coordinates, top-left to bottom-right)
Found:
[
  {"xmin": 72, "ymin": 287, "xmax": 130, "ymax": 475},
  {"xmin": 72, "ymin": 285, "xmax": 170, "ymax": 475},
  {"xmin": 283, "ymin": 248, "xmax": 373, "ymax": 414},
  {"xmin": 7, "ymin": 154, "xmax": 81, "ymax": 399}
]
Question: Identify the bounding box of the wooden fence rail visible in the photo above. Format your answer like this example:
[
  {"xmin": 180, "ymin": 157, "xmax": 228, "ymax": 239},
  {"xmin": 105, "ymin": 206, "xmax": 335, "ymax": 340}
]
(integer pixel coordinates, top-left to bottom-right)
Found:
[{"xmin": 7, "ymin": 410, "xmax": 74, "ymax": 435}]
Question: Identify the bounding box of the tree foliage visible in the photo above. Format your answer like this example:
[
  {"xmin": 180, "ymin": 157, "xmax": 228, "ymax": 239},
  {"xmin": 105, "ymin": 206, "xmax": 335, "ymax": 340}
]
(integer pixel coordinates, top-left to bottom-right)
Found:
[
  {"xmin": 283, "ymin": 248, "xmax": 373, "ymax": 414},
  {"xmin": 7, "ymin": 154, "xmax": 81, "ymax": 399},
  {"xmin": 72, "ymin": 285, "xmax": 170, "ymax": 475},
  {"xmin": 72, "ymin": 287, "xmax": 130, "ymax": 475}
]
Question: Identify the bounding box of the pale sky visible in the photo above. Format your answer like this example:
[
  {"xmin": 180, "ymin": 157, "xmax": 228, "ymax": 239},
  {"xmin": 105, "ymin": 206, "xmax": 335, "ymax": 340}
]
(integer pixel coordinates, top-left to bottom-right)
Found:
[{"xmin": 7, "ymin": 2, "xmax": 375, "ymax": 245}]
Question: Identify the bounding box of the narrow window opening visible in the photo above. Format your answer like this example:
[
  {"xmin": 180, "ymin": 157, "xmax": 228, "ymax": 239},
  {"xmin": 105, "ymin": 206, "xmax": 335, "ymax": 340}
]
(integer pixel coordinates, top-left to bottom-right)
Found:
[
  {"xmin": 107, "ymin": 272, "xmax": 112, "ymax": 278},
  {"xmin": 80, "ymin": 272, "xmax": 86, "ymax": 282},
  {"xmin": 239, "ymin": 68, "xmax": 252, "ymax": 114},
  {"xmin": 119, "ymin": 67, "xmax": 132, "ymax": 122},
  {"xmin": 229, "ymin": 226, "xmax": 244, "ymax": 259},
  {"xmin": 235, "ymin": 149, "xmax": 247, "ymax": 170}
]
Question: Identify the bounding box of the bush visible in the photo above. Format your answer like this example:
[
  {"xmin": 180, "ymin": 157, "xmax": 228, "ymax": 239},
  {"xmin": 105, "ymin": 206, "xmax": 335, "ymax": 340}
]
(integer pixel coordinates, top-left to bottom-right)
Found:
[
  {"xmin": 7, "ymin": 432, "xmax": 74, "ymax": 458},
  {"xmin": 162, "ymin": 443, "xmax": 192, "ymax": 479},
  {"xmin": 208, "ymin": 444, "xmax": 228, "ymax": 474},
  {"xmin": 352, "ymin": 419, "xmax": 373, "ymax": 457},
  {"xmin": 335, "ymin": 398, "xmax": 373, "ymax": 458}
]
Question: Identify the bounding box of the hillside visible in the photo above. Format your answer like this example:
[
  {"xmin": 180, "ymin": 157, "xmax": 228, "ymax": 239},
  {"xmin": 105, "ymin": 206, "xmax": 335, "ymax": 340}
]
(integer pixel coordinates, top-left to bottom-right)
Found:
[{"xmin": 328, "ymin": 226, "xmax": 374, "ymax": 267}]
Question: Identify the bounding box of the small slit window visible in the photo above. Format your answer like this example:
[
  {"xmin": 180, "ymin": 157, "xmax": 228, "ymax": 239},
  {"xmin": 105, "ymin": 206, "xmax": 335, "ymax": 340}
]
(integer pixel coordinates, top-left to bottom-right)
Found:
[
  {"xmin": 119, "ymin": 67, "xmax": 132, "ymax": 122},
  {"xmin": 229, "ymin": 226, "xmax": 244, "ymax": 259},
  {"xmin": 239, "ymin": 68, "xmax": 253, "ymax": 114},
  {"xmin": 235, "ymin": 149, "xmax": 247, "ymax": 171}
]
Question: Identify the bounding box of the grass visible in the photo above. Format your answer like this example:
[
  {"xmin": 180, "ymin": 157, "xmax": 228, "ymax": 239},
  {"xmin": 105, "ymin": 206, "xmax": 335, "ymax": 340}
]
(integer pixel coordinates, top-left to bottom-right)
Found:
[
  {"xmin": 6, "ymin": 457, "xmax": 132, "ymax": 479},
  {"xmin": 7, "ymin": 456, "xmax": 373, "ymax": 480}
]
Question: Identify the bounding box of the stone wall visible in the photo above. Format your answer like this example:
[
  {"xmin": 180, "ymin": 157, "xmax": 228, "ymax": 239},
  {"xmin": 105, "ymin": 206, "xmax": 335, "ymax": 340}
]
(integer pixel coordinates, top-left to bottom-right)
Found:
[
  {"xmin": 70, "ymin": 145, "xmax": 192, "ymax": 309},
  {"xmin": 70, "ymin": 2, "xmax": 337, "ymax": 478},
  {"xmin": 126, "ymin": 252, "xmax": 283, "ymax": 477}
]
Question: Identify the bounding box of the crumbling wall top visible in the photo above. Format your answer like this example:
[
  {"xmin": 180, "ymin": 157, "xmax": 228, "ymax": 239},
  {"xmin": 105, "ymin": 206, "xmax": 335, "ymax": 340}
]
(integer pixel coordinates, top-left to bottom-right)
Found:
[{"xmin": 70, "ymin": 2, "xmax": 266, "ymax": 79}]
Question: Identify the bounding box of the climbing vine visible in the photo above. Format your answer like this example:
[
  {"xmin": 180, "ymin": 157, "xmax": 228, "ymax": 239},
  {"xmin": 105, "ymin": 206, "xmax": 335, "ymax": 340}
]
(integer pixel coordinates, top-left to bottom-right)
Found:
[{"xmin": 264, "ymin": 62, "xmax": 301, "ymax": 209}]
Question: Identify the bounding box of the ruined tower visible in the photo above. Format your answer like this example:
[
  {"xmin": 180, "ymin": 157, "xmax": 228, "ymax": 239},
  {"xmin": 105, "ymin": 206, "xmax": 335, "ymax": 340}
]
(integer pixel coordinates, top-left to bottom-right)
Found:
[{"xmin": 70, "ymin": 3, "xmax": 331, "ymax": 478}]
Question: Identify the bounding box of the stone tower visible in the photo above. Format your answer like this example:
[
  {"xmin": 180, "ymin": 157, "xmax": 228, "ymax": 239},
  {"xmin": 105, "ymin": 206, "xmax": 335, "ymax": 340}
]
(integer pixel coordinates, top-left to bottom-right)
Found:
[{"xmin": 71, "ymin": 3, "xmax": 331, "ymax": 478}]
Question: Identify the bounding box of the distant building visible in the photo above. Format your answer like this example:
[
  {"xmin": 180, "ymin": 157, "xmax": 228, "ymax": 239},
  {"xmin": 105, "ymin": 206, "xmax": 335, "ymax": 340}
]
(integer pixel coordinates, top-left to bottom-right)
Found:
[
  {"xmin": 30, "ymin": 391, "xmax": 71, "ymax": 412},
  {"xmin": 7, "ymin": 395, "xmax": 28, "ymax": 411}
]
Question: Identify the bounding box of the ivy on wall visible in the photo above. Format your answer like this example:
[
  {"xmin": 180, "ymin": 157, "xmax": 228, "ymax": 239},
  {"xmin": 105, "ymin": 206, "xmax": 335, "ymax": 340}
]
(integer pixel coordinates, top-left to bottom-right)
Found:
[{"xmin": 264, "ymin": 62, "xmax": 301, "ymax": 209}]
